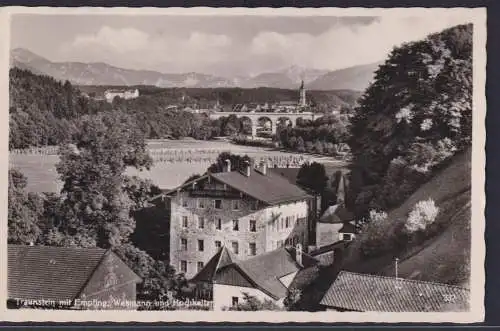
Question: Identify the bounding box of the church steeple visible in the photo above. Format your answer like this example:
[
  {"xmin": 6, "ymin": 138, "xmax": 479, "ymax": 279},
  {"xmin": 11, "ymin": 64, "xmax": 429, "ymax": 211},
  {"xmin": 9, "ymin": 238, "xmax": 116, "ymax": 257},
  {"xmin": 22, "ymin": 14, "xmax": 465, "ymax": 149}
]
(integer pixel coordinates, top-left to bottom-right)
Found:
[{"xmin": 299, "ymin": 80, "xmax": 306, "ymax": 107}]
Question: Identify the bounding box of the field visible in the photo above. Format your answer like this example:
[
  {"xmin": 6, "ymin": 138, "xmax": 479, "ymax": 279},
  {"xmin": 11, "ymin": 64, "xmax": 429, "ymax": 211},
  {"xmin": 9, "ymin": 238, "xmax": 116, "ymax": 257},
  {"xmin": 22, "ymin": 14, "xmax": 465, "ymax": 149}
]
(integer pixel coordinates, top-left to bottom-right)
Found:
[{"xmin": 10, "ymin": 139, "xmax": 345, "ymax": 193}]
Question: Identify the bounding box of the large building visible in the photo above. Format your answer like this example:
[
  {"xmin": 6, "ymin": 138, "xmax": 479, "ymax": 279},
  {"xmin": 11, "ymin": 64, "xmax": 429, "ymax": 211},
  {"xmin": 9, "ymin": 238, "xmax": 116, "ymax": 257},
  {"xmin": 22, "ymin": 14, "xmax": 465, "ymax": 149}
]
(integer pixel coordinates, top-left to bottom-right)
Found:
[
  {"xmin": 104, "ymin": 89, "xmax": 139, "ymax": 103},
  {"xmin": 162, "ymin": 160, "xmax": 313, "ymax": 279}
]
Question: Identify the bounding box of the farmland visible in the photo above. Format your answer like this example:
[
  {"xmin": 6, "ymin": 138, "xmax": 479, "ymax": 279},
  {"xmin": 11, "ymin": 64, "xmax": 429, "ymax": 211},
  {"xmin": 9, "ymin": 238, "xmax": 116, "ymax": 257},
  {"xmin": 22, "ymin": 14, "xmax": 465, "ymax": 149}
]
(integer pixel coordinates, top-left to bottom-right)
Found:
[{"xmin": 10, "ymin": 138, "xmax": 346, "ymax": 193}]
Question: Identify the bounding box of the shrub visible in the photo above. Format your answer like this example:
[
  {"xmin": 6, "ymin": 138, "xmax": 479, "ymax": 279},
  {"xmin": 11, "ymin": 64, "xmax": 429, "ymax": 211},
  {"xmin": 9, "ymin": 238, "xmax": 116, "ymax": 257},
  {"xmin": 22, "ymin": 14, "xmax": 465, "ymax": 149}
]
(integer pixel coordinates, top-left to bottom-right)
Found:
[
  {"xmin": 359, "ymin": 210, "xmax": 392, "ymax": 258},
  {"xmin": 404, "ymin": 198, "xmax": 439, "ymax": 234}
]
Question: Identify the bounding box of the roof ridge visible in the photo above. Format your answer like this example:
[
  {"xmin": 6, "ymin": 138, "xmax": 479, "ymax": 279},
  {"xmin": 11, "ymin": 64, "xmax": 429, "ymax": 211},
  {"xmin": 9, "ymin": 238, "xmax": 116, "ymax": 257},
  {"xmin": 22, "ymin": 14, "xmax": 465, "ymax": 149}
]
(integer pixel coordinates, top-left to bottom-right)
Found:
[{"xmin": 339, "ymin": 271, "xmax": 470, "ymax": 291}]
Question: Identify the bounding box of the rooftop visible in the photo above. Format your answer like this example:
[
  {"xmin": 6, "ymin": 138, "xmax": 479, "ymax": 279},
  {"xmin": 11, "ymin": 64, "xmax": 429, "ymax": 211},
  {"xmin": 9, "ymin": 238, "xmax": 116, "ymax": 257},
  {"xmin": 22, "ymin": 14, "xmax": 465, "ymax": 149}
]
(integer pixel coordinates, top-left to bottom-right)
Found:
[
  {"xmin": 193, "ymin": 246, "xmax": 318, "ymax": 300},
  {"xmin": 320, "ymin": 271, "xmax": 470, "ymax": 312},
  {"xmin": 8, "ymin": 244, "xmax": 141, "ymax": 302}
]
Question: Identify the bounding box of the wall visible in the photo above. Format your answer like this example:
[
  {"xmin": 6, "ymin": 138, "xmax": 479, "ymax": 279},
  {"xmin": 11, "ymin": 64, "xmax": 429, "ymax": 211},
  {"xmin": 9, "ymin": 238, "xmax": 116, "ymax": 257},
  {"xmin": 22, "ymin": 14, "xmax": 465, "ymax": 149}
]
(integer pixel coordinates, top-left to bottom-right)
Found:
[
  {"xmin": 213, "ymin": 284, "xmax": 282, "ymax": 311},
  {"xmin": 169, "ymin": 177, "xmax": 310, "ymax": 279},
  {"xmin": 77, "ymin": 252, "xmax": 140, "ymax": 310},
  {"xmin": 169, "ymin": 179, "xmax": 269, "ymax": 279},
  {"xmin": 316, "ymin": 223, "xmax": 343, "ymax": 248}
]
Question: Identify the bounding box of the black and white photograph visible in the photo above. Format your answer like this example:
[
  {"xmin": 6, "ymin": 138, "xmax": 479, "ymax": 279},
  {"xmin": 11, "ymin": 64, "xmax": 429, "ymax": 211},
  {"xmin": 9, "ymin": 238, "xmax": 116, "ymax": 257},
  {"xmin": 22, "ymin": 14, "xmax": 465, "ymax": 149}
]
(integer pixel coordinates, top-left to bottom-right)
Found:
[{"xmin": 1, "ymin": 7, "xmax": 486, "ymax": 322}]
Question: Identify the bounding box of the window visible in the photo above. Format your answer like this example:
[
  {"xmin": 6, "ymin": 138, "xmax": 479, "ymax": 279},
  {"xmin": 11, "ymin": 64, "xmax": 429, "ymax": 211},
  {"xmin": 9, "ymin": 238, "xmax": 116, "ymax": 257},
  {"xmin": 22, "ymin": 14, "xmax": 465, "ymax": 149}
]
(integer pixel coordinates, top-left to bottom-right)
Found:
[
  {"xmin": 198, "ymin": 217, "xmax": 205, "ymax": 229},
  {"xmin": 232, "ymin": 241, "xmax": 239, "ymax": 255},
  {"xmin": 182, "ymin": 216, "xmax": 188, "ymax": 228},
  {"xmin": 214, "ymin": 199, "xmax": 222, "ymax": 209},
  {"xmin": 180, "ymin": 260, "xmax": 187, "ymax": 273},
  {"xmin": 215, "ymin": 240, "xmax": 222, "ymax": 249},
  {"xmin": 198, "ymin": 199, "xmax": 205, "ymax": 209},
  {"xmin": 251, "ymin": 201, "xmax": 258, "ymax": 211},
  {"xmin": 198, "ymin": 239, "xmax": 204, "ymax": 252},
  {"xmin": 232, "ymin": 200, "xmax": 240, "ymax": 210},
  {"xmin": 342, "ymin": 233, "xmax": 354, "ymax": 241},
  {"xmin": 232, "ymin": 297, "xmax": 239, "ymax": 306},
  {"xmin": 181, "ymin": 238, "xmax": 188, "ymax": 251},
  {"xmin": 197, "ymin": 261, "xmax": 204, "ymax": 272},
  {"xmin": 280, "ymin": 218, "xmax": 284, "ymax": 229},
  {"xmin": 249, "ymin": 243, "xmax": 256, "ymax": 256},
  {"xmin": 278, "ymin": 240, "xmax": 284, "ymax": 248},
  {"xmin": 232, "ymin": 219, "xmax": 239, "ymax": 231},
  {"xmin": 249, "ymin": 220, "xmax": 257, "ymax": 232},
  {"xmin": 182, "ymin": 199, "xmax": 188, "ymax": 208},
  {"xmin": 285, "ymin": 216, "xmax": 289, "ymax": 228},
  {"xmin": 216, "ymin": 218, "xmax": 222, "ymax": 230}
]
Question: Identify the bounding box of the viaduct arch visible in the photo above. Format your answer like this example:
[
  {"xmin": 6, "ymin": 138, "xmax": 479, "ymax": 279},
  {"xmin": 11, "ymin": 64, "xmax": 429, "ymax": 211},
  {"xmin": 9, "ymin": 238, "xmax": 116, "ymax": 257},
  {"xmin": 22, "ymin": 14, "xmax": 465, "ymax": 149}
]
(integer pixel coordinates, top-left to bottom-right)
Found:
[{"xmin": 209, "ymin": 111, "xmax": 324, "ymax": 137}]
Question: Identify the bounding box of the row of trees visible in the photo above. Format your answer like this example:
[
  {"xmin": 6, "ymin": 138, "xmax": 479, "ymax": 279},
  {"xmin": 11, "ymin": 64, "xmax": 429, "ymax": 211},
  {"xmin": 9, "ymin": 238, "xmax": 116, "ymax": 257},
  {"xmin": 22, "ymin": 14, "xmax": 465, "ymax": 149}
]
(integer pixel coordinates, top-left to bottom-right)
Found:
[{"xmin": 277, "ymin": 114, "xmax": 351, "ymax": 156}]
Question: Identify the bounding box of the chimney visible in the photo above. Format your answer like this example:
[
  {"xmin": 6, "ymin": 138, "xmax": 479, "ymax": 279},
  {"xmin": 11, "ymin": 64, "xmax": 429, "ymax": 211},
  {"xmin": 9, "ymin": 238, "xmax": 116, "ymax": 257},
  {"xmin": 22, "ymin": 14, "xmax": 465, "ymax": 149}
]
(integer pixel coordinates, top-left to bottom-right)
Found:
[
  {"xmin": 260, "ymin": 161, "xmax": 267, "ymax": 175},
  {"xmin": 225, "ymin": 159, "xmax": 231, "ymax": 172},
  {"xmin": 244, "ymin": 160, "xmax": 251, "ymax": 177},
  {"xmin": 295, "ymin": 243, "xmax": 303, "ymax": 267}
]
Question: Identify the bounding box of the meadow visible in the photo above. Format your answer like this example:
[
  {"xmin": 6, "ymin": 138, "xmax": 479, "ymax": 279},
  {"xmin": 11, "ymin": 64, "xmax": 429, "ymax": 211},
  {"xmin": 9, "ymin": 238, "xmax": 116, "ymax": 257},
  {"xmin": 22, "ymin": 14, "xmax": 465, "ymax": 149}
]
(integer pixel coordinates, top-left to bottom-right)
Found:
[{"xmin": 10, "ymin": 139, "xmax": 343, "ymax": 193}]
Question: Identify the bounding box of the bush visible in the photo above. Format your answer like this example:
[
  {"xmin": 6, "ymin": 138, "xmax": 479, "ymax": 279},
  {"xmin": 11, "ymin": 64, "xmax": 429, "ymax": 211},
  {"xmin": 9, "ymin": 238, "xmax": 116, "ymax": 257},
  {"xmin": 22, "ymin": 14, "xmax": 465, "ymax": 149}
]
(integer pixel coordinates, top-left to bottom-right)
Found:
[
  {"xmin": 224, "ymin": 293, "xmax": 282, "ymax": 311},
  {"xmin": 404, "ymin": 198, "xmax": 439, "ymax": 234},
  {"xmin": 359, "ymin": 210, "xmax": 392, "ymax": 258}
]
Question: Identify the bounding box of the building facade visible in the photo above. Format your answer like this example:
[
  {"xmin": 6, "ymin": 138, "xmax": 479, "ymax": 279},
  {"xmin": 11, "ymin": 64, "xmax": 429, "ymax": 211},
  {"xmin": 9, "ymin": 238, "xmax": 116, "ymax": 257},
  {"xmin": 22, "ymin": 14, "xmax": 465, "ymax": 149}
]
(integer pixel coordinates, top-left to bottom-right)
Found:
[
  {"xmin": 104, "ymin": 89, "xmax": 140, "ymax": 103},
  {"xmin": 164, "ymin": 161, "xmax": 312, "ymax": 279}
]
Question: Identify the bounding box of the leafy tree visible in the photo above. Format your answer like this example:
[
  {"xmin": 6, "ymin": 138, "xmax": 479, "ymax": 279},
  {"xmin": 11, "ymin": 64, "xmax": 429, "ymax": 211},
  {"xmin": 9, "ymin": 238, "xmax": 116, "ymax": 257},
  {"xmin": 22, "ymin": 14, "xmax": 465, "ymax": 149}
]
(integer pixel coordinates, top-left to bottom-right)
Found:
[
  {"xmin": 348, "ymin": 24, "xmax": 472, "ymax": 216},
  {"xmin": 113, "ymin": 243, "xmax": 175, "ymax": 305},
  {"xmin": 297, "ymin": 162, "xmax": 328, "ymax": 194},
  {"xmin": 207, "ymin": 152, "xmax": 252, "ymax": 173},
  {"xmin": 8, "ymin": 169, "xmax": 44, "ymax": 244},
  {"xmin": 52, "ymin": 111, "xmax": 153, "ymax": 248}
]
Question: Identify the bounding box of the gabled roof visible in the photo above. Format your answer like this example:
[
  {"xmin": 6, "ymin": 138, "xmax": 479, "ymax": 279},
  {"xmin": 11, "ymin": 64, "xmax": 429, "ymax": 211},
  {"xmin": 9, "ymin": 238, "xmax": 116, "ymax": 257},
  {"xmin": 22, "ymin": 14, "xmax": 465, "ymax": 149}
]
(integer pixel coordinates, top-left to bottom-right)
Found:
[
  {"xmin": 211, "ymin": 168, "xmax": 311, "ymax": 205},
  {"xmin": 8, "ymin": 245, "xmax": 141, "ymax": 302},
  {"xmin": 320, "ymin": 271, "xmax": 470, "ymax": 312},
  {"xmin": 319, "ymin": 204, "xmax": 355, "ymax": 224},
  {"xmin": 195, "ymin": 246, "xmax": 318, "ymax": 300},
  {"xmin": 191, "ymin": 246, "xmax": 237, "ymax": 283}
]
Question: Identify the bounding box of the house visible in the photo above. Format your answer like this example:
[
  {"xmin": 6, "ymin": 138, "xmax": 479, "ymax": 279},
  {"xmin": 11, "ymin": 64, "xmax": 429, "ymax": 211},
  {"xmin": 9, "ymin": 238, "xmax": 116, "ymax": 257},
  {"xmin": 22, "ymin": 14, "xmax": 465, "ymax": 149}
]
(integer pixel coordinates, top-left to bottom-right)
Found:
[
  {"xmin": 8, "ymin": 245, "xmax": 141, "ymax": 310},
  {"xmin": 162, "ymin": 160, "xmax": 313, "ymax": 279},
  {"xmin": 316, "ymin": 204, "xmax": 355, "ymax": 248},
  {"xmin": 192, "ymin": 244, "xmax": 319, "ymax": 310},
  {"xmin": 104, "ymin": 89, "xmax": 139, "ymax": 103},
  {"xmin": 320, "ymin": 271, "xmax": 470, "ymax": 312}
]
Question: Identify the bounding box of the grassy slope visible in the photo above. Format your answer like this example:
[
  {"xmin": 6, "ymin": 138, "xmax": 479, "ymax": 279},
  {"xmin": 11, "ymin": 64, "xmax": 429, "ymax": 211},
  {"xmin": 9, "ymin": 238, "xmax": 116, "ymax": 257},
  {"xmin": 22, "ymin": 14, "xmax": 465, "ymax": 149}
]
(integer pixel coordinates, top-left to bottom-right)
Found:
[{"xmin": 342, "ymin": 147, "xmax": 472, "ymax": 287}]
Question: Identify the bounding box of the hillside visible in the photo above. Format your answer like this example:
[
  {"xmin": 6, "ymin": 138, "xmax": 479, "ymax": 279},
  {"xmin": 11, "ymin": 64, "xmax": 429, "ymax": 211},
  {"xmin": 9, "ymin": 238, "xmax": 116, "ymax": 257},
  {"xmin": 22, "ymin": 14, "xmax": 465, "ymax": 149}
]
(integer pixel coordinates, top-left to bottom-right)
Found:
[
  {"xmin": 11, "ymin": 48, "xmax": 379, "ymax": 91},
  {"xmin": 343, "ymin": 148, "xmax": 472, "ymax": 287},
  {"xmin": 308, "ymin": 62, "xmax": 382, "ymax": 91}
]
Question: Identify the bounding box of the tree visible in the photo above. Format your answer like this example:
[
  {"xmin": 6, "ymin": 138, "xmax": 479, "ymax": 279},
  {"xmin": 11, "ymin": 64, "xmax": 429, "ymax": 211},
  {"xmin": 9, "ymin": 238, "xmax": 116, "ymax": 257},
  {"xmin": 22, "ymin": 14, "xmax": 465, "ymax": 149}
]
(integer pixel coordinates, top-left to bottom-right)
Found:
[
  {"xmin": 8, "ymin": 169, "xmax": 44, "ymax": 244},
  {"xmin": 207, "ymin": 152, "xmax": 252, "ymax": 174},
  {"xmin": 348, "ymin": 24, "xmax": 472, "ymax": 216},
  {"xmin": 297, "ymin": 162, "xmax": 328, "ymax": 195},
  {"xmin": 52, "ymin": 111, "xmax": 153, "ymax": 248}
]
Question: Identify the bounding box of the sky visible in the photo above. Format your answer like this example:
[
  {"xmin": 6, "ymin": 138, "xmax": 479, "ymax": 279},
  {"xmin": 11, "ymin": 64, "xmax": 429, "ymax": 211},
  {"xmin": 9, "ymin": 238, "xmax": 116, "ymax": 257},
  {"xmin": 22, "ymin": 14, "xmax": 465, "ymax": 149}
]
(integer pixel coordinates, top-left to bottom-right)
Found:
[{"xmin": 10, "ymin": 13, "xmax": 472, "ymax": 77}]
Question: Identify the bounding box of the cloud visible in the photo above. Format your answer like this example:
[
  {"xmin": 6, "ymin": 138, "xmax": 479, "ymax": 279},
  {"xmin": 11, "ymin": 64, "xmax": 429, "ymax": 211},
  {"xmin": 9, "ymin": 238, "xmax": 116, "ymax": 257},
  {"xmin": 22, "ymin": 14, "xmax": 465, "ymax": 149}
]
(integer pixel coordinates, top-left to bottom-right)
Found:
[
  {"xmin": 249, "ymin": 14, "xmax": 473, "ymax": 70},
  {"xmin": 57, "ymin": 14, "xmax": 472, "ymax": 75},
  {"xmin": 60, "ymin": 26, "xmax": 233, "ymax": 71}
]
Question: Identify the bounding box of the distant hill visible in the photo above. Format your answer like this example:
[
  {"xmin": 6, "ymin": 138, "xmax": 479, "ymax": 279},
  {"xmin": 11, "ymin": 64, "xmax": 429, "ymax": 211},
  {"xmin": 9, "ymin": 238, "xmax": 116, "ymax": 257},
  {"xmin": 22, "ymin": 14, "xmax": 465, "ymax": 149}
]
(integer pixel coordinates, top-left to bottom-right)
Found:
[
  {"xmin": 11, "ymin": 48, "xmax": 379, "ymax": 91},
  {"xmin": 343, "ymin": 148, "xmax": 472, "ymax": 287},
  {"xmin": 308, "ymin": 62, "xmax": 382, "ymax": 91}
]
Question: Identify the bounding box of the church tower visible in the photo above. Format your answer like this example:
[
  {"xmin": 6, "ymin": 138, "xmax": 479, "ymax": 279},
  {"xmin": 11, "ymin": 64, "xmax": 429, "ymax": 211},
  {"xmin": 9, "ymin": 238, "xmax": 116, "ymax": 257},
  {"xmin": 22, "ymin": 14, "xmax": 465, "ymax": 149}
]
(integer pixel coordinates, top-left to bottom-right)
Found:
[{"xmin": 299, "ymin": 80, "xmax": 306, "ymax": 107}]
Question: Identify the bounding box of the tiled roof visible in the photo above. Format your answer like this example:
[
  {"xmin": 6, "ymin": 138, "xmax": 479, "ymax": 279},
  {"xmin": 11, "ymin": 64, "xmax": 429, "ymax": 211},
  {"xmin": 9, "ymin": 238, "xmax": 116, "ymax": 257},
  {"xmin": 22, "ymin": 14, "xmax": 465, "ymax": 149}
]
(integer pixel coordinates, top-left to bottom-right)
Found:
[
  {"xmin": 320, "ymin": 271, "xmax": 470, "ymax": 312},
  {"xmin": 8, "ymin": 245, "xmax": 107, "ymax": 301},
  {"xmin": 191, "ymin": 246, "xmax": 237, "ymax": 283},
  {"xmin": 268, "ymin": 167, "xmax": 301, "ymax": 185},
  {"xmin": 319, "ymin": 204, "xmax": 355, "ymax": 224},
  {"xmin": 222, "ymin": 247, "xmax": 317, "ymax": 300},
  {"xmin": 211, "ymin": 168, "xmax": 311, "ymax": 205}
]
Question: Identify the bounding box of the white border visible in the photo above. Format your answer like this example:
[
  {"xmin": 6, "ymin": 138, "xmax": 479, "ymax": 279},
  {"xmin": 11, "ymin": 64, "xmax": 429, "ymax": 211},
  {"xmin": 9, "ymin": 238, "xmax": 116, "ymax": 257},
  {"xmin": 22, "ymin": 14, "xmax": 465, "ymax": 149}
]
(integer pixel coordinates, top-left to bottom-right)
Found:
[{"xmin": 0, "ymin": 6, "xmax": 487, "ymax": 323}]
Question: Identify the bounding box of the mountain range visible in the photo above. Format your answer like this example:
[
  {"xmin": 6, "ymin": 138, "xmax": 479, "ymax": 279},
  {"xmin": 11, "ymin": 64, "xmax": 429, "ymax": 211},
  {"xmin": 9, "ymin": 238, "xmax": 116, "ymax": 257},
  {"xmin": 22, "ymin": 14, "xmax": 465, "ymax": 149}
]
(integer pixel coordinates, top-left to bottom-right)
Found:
[{"xmin": 10, "ymin": 48, "xmax": 381, "ymax": 91}]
